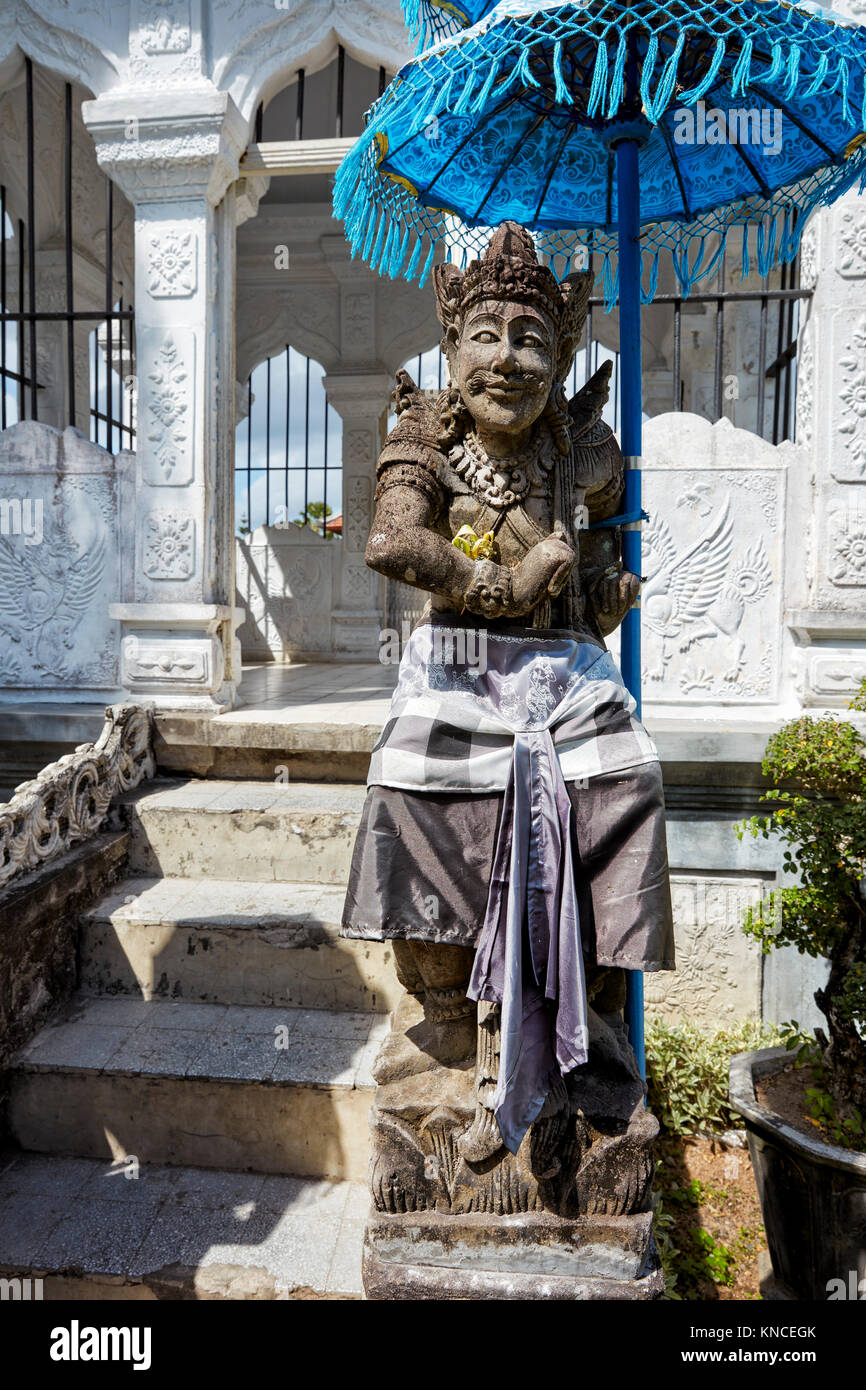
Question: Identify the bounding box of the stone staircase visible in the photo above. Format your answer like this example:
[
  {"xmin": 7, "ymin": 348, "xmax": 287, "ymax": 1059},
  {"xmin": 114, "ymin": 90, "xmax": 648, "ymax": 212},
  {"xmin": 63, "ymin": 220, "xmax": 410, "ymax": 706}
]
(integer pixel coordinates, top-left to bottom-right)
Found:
[{"xmin": 0, "ymin": 778, "xmax": 401, "ymax": 1300}]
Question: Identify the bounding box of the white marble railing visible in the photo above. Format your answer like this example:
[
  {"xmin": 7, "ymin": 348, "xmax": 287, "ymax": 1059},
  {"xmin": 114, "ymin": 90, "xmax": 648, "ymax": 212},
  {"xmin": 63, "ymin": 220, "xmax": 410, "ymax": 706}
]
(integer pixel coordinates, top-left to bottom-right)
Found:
[{"xmin": 0, "ymin": 703, "xmax": 154, "ymax": 891}]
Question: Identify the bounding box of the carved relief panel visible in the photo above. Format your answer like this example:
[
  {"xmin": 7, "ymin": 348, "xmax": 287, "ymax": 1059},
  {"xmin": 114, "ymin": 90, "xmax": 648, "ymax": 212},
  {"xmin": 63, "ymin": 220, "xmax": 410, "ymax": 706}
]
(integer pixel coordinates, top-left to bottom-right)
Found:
[
  {"xmin": 644, "ymin": 875, "xmax": 765, "ymax": 1026},
  {"xmin": 832, "ymin": 312, "xmax": 866, "ymax": 482},
  {"xmin": 341, "ymin": 291, "xmax": 374, "ymax": 357},
  {"xmin": 838, "ymin": 207, "xmax": 866, "ymax": 279},
  {"xmin": 828, "ymin": 504, "xmax": 866, "ymax": 586},
  {"xmin": 640, "ymin": 465, "xmax": 784, "ymax": 702},
  {"xmin": 344, "ymin": 475, "xmax": 372, "ymax": 552},
  {"xmin": 143, "ymin": 510, "xmax": 196, "ymax": 580},
  {"xmin": 0, "ymin": 426, "xmax": 125, "ymax": 694},
  {"xmin": 809, "ymin": 653, "xmax": 866, "ymax": 702},
  {"xmin": 235, "ymin": 527, "xmax": 337, "ymax": 660},
  {"xmin": 146, "ymin": 229, "xmax": 198, "ymax": 298}
]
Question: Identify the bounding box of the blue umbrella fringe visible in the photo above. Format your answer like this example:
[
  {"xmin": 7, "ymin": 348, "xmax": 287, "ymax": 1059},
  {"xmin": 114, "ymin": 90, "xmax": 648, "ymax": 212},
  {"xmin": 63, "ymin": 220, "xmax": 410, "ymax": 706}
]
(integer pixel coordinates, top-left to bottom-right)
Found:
[
  {"xmin": 607, "ymin": 32, "xmax": 628, "ymax": 118},
  {"xmin": 553, "ymin": 40, "xmax": 573, "ymax": 105},
  {"xmin": 472, "ymin": 57, "xmax": 502, "ymax": 112},
  {"xmin": 401, "ymin": 0, "xmax": 866, "ymax": 65},
  {"xmin": 419, "ymin": 241, "xmax": 437, "ymax": 287},
  {"xmin": 378, "ymin": 28, "xmax": 866, "ymax": 132},
  {"xmin": 333, "ymin": 2, "xmax": 866, "ymax": 303},
  {"xmin": 586, "ymin": 39, "xmax": 608, "ymax": 117},
  {"xmin": 638, "ymin": 32, "xmax": 659, "ymax": 119},
  {"xmin": 406, "ymin": 233, "xmax": 425, "ymax": 280},
  {"xmin": 803, "ymin": 54, "xmax": 830, "ymax": 99},
  {"xmin": 334, "ymin": 156, "xmax": 866, "ymax": 303},
  {"xmin": 730, "ymin": 37, "xmax": 753, "ymax": 98},
  {"xmin": 646, "ymin": 31, "xmax": 684, "ymax": 122}
]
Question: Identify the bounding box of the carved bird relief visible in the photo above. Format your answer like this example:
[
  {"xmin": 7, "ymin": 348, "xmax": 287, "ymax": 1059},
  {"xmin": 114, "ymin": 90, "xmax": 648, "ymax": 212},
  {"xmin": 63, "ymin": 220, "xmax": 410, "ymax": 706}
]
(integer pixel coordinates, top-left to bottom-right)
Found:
[
  {"xmin": 642, "ymin": 501, "xmax": 734, "ymax": 676},
  {"xmin": 642, "ymin": 496, "xmax": 773, "ymax": 682},
  {"xmin": 0, "ymin": 530, "xmax": 106, "ymax": 674}
]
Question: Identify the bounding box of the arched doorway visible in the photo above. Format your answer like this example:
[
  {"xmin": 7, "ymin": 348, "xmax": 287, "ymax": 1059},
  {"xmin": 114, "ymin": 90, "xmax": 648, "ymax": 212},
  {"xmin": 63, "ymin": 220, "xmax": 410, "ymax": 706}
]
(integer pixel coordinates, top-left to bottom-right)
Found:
[{"xmin": 233, "ymin": 46, "xmax": 441, "ymax": 665}]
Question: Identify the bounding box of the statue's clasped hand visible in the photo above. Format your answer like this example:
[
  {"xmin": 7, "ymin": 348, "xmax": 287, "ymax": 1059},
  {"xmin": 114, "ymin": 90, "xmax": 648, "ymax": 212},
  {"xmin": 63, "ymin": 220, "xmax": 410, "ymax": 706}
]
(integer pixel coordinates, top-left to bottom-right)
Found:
[
  {"xmin": 511, "ymin": 531, "xmax": 575, "ymax": 613},
  {"xmin": 463, "ymin": 531, "xmax": 576, "ymax": 620},
  {"xmin": 589, "ymin": 567, "xmax": 642, "ymax": 636}
]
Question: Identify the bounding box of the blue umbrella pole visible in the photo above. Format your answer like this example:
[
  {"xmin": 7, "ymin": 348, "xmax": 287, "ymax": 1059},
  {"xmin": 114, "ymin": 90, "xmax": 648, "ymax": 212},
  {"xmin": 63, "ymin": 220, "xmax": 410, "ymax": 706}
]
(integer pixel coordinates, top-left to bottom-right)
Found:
[{"xmin": 615, "ymin": 135, "xmax": 646, "ymax": 1080}]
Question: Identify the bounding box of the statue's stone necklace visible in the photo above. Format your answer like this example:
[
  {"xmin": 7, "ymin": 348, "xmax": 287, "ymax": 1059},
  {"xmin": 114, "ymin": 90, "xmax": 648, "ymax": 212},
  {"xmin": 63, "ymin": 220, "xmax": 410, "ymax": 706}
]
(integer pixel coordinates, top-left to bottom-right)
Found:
[{"xmin": 454, "ymin": 427, "xmax": 551, "ymax": 509}]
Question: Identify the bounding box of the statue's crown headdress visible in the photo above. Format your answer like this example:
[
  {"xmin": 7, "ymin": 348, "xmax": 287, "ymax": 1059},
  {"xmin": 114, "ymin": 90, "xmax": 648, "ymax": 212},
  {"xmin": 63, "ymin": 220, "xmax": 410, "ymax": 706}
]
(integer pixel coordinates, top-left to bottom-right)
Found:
[{"xmin": 433, "ymin": 222, "xmax": 592, "ymax": 381}]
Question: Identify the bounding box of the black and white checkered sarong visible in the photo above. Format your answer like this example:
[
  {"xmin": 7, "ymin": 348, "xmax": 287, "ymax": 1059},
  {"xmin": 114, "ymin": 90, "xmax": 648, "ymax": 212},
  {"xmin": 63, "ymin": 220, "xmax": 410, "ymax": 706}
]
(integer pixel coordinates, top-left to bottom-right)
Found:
[{"xmin": 369, "ymin": 618, "xmax": 659, "ymax": 793}]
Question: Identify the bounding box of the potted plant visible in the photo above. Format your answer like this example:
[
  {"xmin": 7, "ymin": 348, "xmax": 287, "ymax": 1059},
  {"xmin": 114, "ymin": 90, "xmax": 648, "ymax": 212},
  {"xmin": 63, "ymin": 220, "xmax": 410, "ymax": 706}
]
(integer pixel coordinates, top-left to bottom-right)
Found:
[{"xmin": 729, "ymin": 682, "xmax": 866, "ymax": 1300}]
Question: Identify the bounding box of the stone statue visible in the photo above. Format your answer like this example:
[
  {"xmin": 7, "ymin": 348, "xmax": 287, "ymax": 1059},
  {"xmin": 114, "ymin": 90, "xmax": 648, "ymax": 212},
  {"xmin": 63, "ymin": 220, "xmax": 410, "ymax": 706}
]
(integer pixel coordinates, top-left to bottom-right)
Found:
[{"xmin": 342, "ymin": 223, "xmax": 674, "ymax": 1299}]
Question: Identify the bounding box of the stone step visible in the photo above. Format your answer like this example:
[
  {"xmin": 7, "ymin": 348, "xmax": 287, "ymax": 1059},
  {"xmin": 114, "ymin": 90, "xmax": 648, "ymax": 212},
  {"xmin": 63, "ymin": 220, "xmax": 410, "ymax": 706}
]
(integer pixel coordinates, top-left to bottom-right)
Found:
[
  {"xmin": 0, "ymin": 1151, "xmax": 366, "ymax": 1300},
  {"xmin": 115, "ymin": 779, "xmax": 367, "ymax": 884},
  {"xmin": 79, "ymin": 875, "xmax": 400, "ymax": 1014},
  {"xmin": 152, "ymin": 661, "xmax": 396, "ymax": 784},
  {"xmin": 8, "ymin": 997, "xmax": 386, "ymax": 1183}
]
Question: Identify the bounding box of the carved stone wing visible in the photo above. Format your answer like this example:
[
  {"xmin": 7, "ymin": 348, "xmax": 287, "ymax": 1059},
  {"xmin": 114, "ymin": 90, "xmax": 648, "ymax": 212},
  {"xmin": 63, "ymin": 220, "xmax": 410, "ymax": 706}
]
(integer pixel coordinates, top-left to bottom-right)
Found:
[
  {"xmin": 63, "ymin": 533, "xmax": 106, "ymax": 618},
  {"xmin": 567, "ymin": 361, "xmax": 612, "ymax": 440},
  {"xmin": 393, "ymin": 368, "xmax": 439, "ymax": 428},
  {"xmin": 666, "ymin": 502, "xmax": 735, "ymax": 622},
  {"xmin": 568, "ymin": 364, "xmax": 624, "ymax": 503},
  {"xmin": 0, "ymin": 534, "xmax": 44, "ymax": 628},
  {"xmin": 644, "ymin": 514, "xmax": 678, "ymax": 578}
]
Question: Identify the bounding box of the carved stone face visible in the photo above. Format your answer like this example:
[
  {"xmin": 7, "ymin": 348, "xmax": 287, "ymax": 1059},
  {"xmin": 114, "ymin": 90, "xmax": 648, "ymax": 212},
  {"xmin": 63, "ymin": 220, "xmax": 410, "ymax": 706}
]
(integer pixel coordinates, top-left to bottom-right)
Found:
[{"xmin": 449, "ymin": 298, "xmax": 556, "ymax": 438}]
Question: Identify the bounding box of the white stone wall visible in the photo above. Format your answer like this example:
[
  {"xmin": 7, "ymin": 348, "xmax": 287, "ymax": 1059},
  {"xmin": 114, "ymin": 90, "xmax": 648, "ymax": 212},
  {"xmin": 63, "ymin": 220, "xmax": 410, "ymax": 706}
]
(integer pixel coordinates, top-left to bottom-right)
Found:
[{"xmin": 236, "ymin": 523, "xmax": 337, "ymax": 660}]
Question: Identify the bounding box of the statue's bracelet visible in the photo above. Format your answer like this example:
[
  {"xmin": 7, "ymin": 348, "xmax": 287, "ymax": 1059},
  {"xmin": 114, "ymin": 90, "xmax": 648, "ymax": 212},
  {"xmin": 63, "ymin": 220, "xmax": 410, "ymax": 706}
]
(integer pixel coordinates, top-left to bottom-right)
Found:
[{"xmin": 463, "ymin": 559, "xmax": 513, "ymax": 619}]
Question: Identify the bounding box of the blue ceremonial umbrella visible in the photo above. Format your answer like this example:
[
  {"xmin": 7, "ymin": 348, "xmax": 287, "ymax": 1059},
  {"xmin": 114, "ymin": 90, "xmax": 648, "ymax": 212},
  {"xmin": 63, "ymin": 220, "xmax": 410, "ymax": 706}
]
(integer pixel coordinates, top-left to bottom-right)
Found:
[{"xmin": 333, "ymin": 0, "xmax": 866, "ymax": 1070}]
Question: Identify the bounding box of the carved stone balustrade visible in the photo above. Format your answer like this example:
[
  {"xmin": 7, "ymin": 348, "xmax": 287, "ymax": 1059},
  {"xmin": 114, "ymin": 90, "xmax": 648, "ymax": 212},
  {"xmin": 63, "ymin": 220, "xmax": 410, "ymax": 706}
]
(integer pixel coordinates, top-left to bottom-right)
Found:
[{"xmin": 0, "ymin": 703, "xmax": 154, "ymax": 891}]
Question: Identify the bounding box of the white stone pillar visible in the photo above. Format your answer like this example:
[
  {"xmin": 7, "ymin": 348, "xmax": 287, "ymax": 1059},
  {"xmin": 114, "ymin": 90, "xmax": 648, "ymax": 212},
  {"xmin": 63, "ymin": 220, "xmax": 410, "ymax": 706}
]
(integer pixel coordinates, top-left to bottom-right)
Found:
[
  {"xmin": 787, "ymin": 185, "xmax": 866, "ymax": 707},
  {"xmin": 83, "ymin": 88, "xmax": 247, "ymax": 710},
  {"xmin": 323, "ymin": 371, "xmax": 392, "ymax": 658}
]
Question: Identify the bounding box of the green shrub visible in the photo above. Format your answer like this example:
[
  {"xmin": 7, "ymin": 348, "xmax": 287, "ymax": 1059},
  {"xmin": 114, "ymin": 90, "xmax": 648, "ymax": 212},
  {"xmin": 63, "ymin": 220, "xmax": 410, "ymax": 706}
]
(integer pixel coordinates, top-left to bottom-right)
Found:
[
  {"xmin": 646, "ymin": 1018, "xmax": 783, "ymax": 1136},
  {"xmin": 737, "ymin": 691, "xmax": 866, "ymax": 1114}
]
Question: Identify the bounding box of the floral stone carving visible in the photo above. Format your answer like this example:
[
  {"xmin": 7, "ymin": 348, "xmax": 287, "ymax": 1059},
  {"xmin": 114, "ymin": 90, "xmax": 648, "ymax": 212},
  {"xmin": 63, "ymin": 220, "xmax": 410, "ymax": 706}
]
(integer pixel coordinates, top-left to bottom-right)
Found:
[
  {"xmin": 144, "ymin": 510, "xmax": 196, "ymax": 580},
  {"xmin": 144, "ymin": 330, "xmax": 193, "ymax": 485},
  {"xmin": 837, "ymin": 315, "xmax": 866, "ymax": 478},
  {"xmin": 147, "ymin": 229, "xmax": 197, "ymax": 298},
  {"xmin": 839, "ymin": 207, "xmax": 866, "ymax": 279},
  {"xmin": 829, "ymin": 508, "xmax": 866, "ymax": 586}
]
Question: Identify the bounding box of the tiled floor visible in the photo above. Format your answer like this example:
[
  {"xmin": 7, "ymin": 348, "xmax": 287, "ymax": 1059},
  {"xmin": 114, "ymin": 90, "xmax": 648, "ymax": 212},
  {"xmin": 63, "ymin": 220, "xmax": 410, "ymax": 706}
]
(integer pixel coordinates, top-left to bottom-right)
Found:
[
  {"xmin": 218, "ymin": 661, "xmax": 397, "ymax": 730},
  {"xmin": 0, "ymin": 1152, "xmax": 367, "ymax": 1295},
  {"xmin": 15, "ymin": 997, "xmax": 389, "ymax": 1089}
]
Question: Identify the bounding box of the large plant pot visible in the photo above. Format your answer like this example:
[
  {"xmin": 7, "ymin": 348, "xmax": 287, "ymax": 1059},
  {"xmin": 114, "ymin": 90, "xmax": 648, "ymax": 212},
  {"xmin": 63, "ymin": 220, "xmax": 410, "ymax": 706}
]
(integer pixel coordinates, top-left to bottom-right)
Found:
[{"xmin": 730, "ymin": 1047, "xmax": 866, "ymax": 1301}]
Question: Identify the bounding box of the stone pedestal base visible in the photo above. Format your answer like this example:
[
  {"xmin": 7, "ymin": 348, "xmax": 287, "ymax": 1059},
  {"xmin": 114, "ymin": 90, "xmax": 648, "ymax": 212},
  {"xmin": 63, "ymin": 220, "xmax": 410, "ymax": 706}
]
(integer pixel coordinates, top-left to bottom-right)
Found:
[
  {"xmin": 110, "ymin": 603, "xmax": 238, "ymax": 712},
  {"xmin": 362, "ymin": 985, "xmax": 664, "ymax": 1300},
  {"xmin": 363, "ymin": 1209, "xmax": 662, "ymax": 1300}
]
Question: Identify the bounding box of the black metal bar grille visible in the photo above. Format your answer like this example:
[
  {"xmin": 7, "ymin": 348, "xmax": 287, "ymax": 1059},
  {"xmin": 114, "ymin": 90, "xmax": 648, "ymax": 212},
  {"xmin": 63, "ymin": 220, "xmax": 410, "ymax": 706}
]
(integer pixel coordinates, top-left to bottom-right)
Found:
[
  {"xmin": 295, "ymin": 68, "xmax": 305, "ymax": 140},
  {"xmin": 583, "ymin": 279, "xmax": 810, "ymax": 446},
  {"xmin": 336, "ymin": 46, "xmax": 345, "ymax": 139},
  {"xmin": 265, "ymin": 53, "xmax": 391, "ymax": 144},
  {"xmin": 0, "ymin": 66, "xmax": 134, "ymax": 451},
  {"xmin": 235, "ymin": 345, "xmax": 341, "ymax": 538}
]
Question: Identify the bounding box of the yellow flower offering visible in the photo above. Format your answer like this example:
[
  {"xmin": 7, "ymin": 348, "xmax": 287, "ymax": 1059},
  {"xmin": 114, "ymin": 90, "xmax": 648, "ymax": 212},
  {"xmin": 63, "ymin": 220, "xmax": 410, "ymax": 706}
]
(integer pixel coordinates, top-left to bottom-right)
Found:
[{"xmin": 451, "ymin": 526, "xmax": 499, "ymax": 561}]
